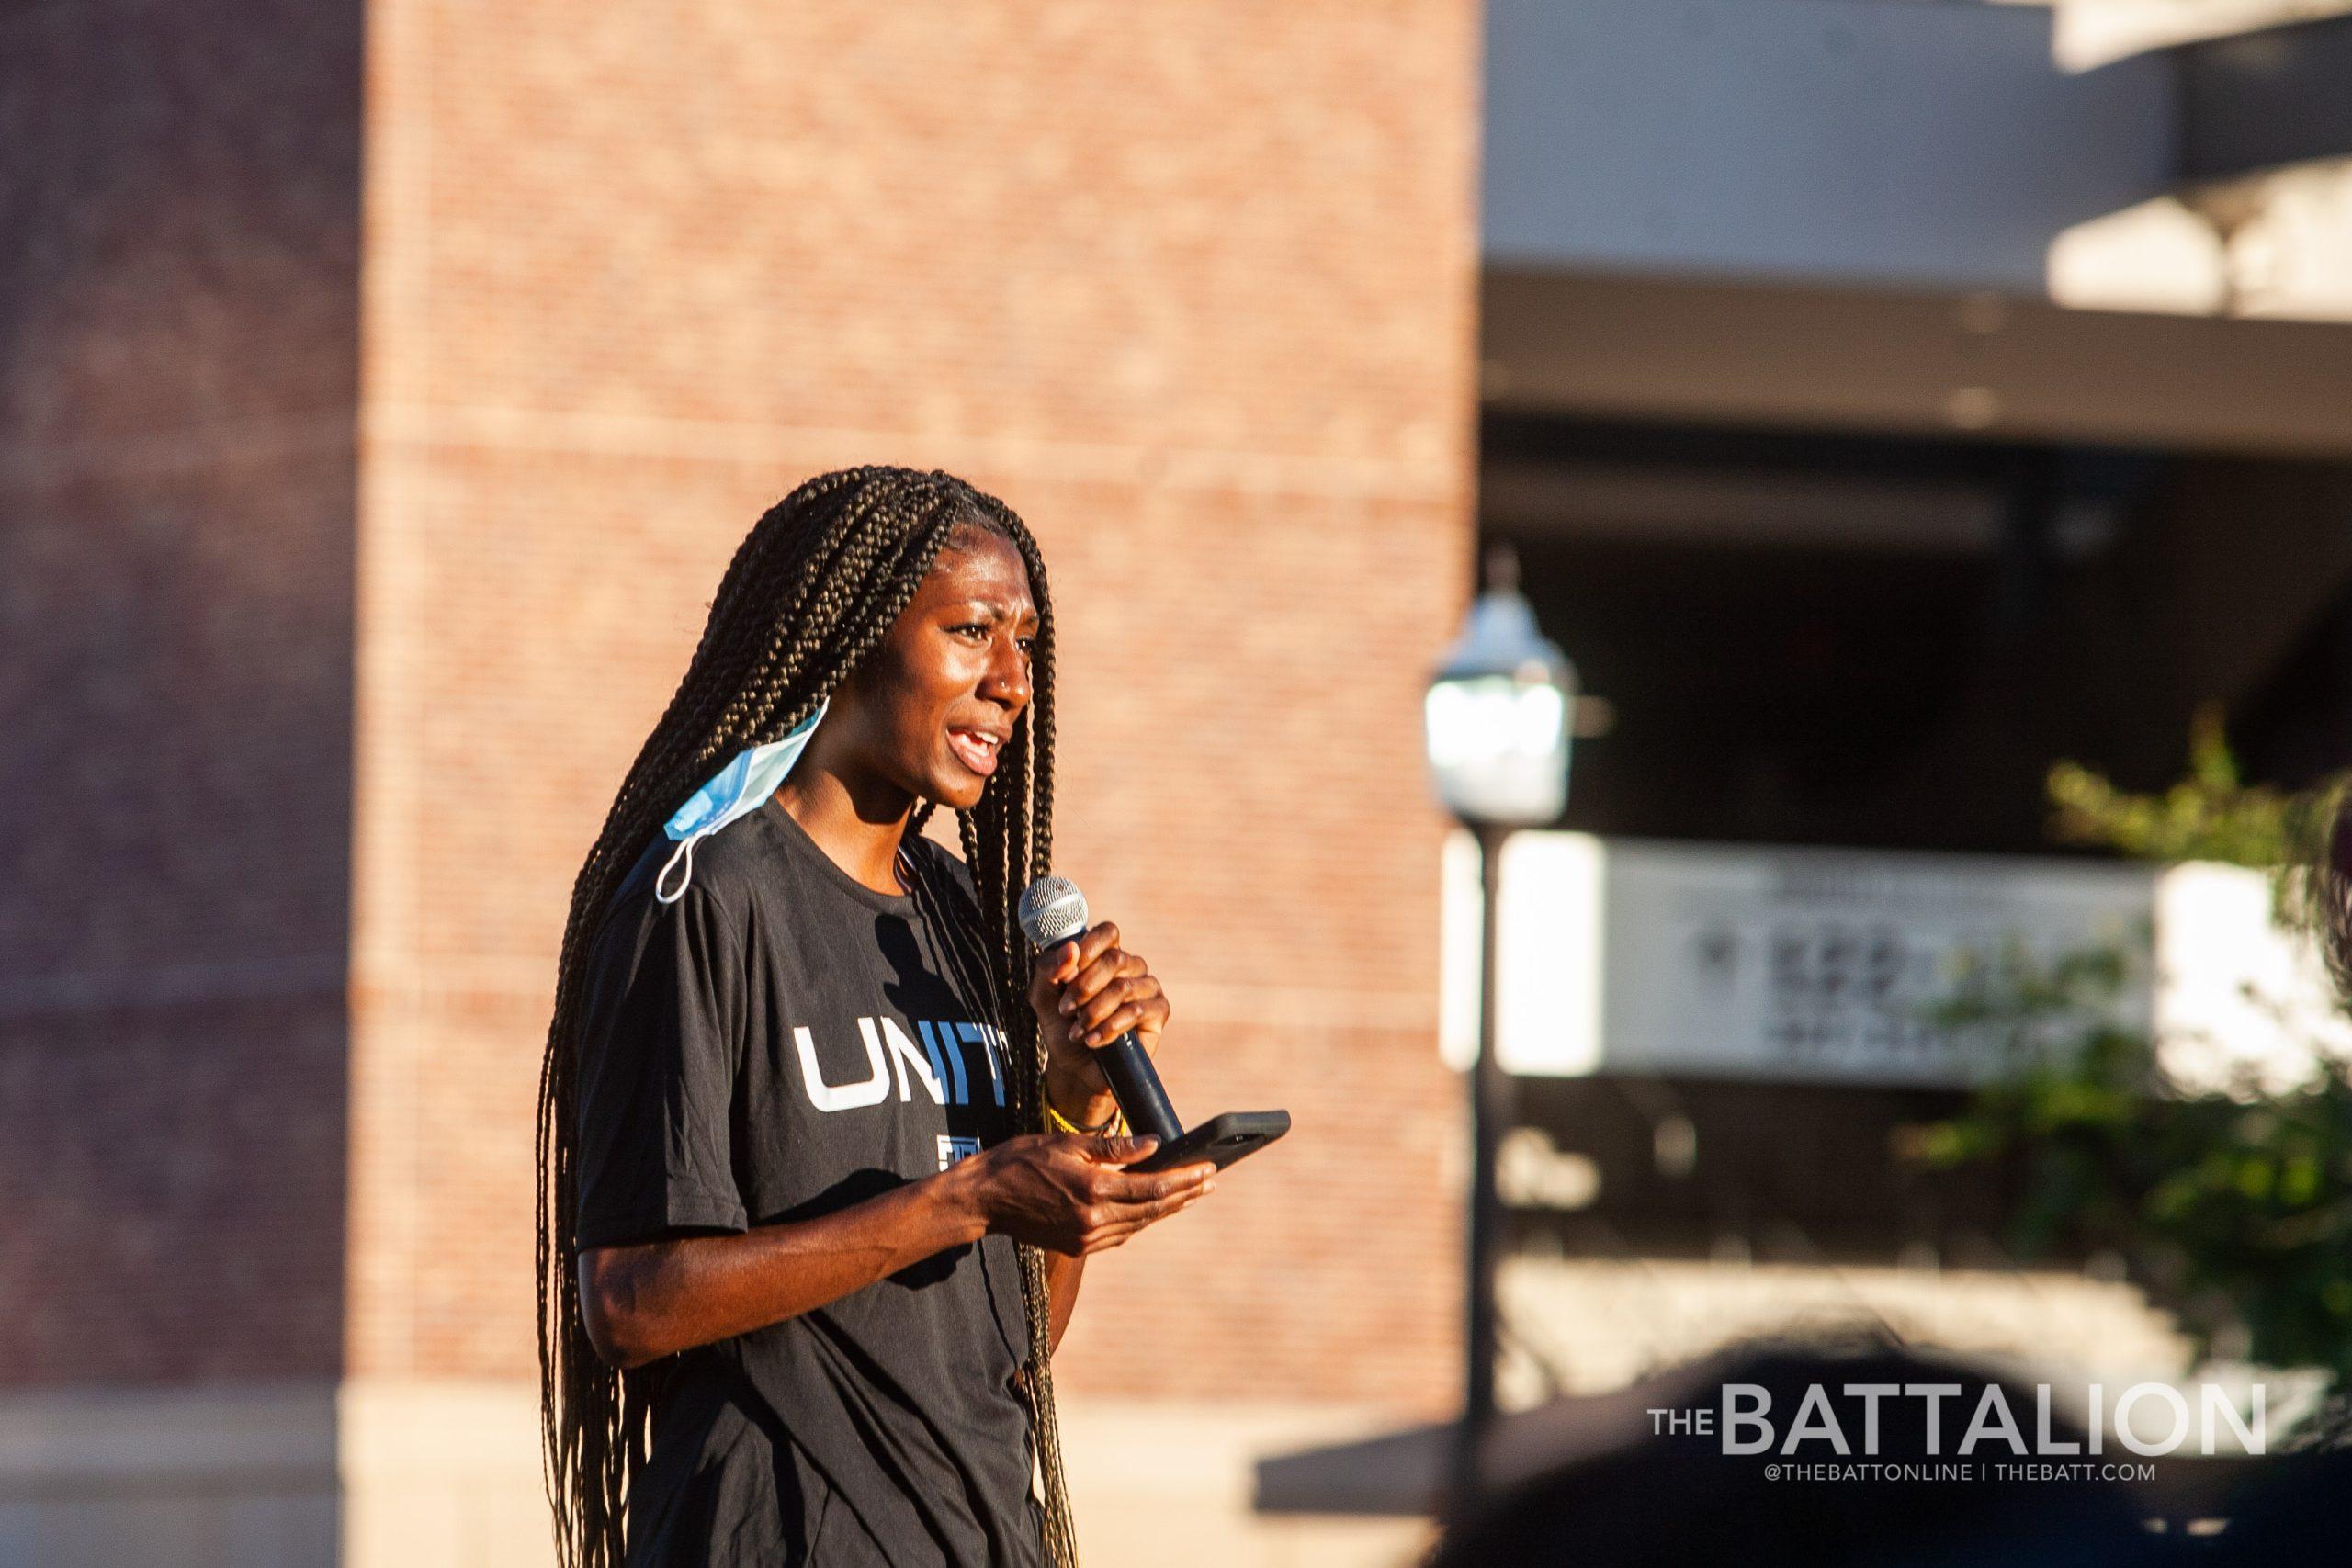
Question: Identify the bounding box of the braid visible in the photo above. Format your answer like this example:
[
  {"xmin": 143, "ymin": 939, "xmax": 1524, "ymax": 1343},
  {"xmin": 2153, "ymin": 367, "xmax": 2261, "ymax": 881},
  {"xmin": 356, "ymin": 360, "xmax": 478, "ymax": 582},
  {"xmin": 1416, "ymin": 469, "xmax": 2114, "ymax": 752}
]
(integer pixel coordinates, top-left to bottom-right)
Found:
[
  {"xmin": 938, "ymin": 483, "xmax": 1081, "ymax": 1562},
  {"xmin": 537, "ymin": 468, "xmax": 1080, "ymax": 1568}
]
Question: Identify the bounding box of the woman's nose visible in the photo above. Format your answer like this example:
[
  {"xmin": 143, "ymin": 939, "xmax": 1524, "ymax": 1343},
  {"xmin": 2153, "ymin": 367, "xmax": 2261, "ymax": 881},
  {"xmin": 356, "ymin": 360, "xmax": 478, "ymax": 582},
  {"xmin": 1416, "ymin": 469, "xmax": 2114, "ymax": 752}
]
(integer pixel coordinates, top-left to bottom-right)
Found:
[{"xmin": 980, "ymin": 635, "xmax": 1031, "ymax": 707}]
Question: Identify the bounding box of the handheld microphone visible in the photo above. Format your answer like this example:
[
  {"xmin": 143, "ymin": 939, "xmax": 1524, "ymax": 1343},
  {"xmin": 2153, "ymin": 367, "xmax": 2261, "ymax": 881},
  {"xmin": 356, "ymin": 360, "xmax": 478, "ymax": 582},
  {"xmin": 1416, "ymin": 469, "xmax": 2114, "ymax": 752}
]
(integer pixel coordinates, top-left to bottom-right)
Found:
[
  {"xmin": 1017, "ymin": 874, "xmax": 1290, "ymax": 1175},
  {"xmin": 1015, "ymin": 875, "xmax": 1182, "ymax": 1144}
]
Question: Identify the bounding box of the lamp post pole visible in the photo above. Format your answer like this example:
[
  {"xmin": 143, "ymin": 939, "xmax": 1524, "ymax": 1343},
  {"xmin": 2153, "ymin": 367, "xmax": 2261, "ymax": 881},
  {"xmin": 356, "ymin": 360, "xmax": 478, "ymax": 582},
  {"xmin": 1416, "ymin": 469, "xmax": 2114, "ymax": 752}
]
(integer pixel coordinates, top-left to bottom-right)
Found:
[
  {"xmin": 1454, "ymin": 819, "xmax": 1511, "ymax": 1512},
  {"xmin": 1421, "ymin": 547, "xmax": 1575, "ymax": 1526}
]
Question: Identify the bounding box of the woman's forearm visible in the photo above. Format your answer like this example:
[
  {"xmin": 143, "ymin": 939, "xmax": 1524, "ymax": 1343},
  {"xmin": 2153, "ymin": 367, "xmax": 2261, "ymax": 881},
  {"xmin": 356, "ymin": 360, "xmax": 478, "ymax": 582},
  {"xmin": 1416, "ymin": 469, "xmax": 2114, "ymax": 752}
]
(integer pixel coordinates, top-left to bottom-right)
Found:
[
  {"xmin": 581, "ymin": 1130, "xmax": 1199, "ymax": 1369},
  {"xmin": 580, "ymin": 1166, "xmax": 988, "ymax": 1369}
]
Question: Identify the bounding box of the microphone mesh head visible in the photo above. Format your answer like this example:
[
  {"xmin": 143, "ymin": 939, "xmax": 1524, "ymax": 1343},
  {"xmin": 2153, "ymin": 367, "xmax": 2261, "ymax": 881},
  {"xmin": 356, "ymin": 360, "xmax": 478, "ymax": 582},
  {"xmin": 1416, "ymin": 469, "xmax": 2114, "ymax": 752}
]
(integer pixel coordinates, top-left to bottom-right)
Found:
[{"xmin": 1017, "ymin": 875, "xmax": 1090, "ymax": 948}]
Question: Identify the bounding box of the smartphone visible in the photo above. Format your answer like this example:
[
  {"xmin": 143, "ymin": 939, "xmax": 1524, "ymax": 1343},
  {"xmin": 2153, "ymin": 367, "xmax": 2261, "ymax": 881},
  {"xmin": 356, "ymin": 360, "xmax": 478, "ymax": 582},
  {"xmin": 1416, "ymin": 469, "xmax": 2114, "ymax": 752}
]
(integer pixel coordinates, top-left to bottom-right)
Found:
[{"xmin": 1125, "ymin": 1110, "xmax": 1291, "ymax": 1175}]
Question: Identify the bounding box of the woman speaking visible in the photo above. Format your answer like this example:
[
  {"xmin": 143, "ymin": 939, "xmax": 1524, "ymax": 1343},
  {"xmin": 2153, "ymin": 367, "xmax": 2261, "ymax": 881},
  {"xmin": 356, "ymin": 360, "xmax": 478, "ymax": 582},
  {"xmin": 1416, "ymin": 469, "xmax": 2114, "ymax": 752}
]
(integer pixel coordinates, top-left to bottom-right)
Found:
[{"xmin": 536, "ymin": 468, "xmax": 1212, "ymax": 1567}]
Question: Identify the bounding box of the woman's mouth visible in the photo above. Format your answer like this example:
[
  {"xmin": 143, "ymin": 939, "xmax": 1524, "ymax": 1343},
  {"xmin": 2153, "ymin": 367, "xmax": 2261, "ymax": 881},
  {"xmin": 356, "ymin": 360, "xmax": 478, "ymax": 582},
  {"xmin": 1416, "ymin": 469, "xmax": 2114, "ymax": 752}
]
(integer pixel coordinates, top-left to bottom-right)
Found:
[{"xmin": 947, "ymin": 728, "xmax": 1004, "ymax": 777}]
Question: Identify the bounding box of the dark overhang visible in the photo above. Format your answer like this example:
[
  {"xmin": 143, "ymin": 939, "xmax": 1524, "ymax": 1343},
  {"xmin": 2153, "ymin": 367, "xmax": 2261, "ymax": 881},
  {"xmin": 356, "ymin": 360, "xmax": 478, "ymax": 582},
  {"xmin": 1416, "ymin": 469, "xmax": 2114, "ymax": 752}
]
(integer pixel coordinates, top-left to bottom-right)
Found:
[{"xmin": 2179, "ymin": 13, "xmax": 2352, "ymax": 183}]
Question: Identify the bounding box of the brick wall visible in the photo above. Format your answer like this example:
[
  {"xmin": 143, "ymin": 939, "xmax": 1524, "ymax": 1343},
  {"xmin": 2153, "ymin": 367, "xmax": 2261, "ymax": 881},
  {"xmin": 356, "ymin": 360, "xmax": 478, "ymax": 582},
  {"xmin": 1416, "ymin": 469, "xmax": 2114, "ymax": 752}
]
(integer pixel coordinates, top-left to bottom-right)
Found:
[
  {"xmin": 2, "ymin": 0, "xmax": 1479, "ymax": 1411},
  {"xmin": 350, "ymin": 0, "xmax": 1480, "ymax": 1408},
  {"xmin": 0, "ymin": 0, "xmax": 362, "ymax": 1385}
]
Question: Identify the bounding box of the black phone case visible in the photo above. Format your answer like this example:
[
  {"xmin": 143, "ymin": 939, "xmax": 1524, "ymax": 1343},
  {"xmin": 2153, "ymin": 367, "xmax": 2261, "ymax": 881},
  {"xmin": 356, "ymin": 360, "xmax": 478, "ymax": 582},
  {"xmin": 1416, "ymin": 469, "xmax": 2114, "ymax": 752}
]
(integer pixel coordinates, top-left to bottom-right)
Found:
[{"xmin": 1125, "ymin": 1110, "xmax": 1291, "ymax": 1175}]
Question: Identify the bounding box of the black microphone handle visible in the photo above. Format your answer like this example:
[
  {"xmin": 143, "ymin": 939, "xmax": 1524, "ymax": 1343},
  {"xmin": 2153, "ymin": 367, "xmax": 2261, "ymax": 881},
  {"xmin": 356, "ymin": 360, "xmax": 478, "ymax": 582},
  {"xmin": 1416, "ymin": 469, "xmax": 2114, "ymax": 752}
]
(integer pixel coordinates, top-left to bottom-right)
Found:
[{"xmin": 1099, "ymin": 1032, "xmax": 1182, "ymax": 1145}]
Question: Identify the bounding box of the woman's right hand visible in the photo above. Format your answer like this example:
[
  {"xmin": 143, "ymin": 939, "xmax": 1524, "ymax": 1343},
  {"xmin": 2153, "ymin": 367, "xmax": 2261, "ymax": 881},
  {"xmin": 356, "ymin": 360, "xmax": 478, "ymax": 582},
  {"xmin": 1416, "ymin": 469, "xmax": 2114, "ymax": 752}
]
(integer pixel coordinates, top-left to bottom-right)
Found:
[{"xmin": 954, "ymin": 1134, "xmax": 1213, "ymax": 1255}]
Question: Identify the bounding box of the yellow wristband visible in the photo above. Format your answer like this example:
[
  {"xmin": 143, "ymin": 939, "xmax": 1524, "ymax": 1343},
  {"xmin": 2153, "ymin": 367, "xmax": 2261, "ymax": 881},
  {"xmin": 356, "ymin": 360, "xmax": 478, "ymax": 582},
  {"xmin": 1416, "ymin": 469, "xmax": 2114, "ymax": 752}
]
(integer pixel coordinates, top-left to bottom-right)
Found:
[{"xmin": 1045, "ymin": 1102, "xmax": 1125, "ymax": 1137}]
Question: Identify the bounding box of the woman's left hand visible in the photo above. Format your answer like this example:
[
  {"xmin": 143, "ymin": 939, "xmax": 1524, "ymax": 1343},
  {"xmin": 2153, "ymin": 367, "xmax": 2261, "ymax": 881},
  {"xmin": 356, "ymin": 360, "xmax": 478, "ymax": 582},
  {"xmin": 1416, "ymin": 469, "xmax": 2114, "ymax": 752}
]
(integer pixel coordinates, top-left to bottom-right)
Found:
[{"xmin": 1026, "ymin": 921, "xmax": 1170, "ymax": 1128}]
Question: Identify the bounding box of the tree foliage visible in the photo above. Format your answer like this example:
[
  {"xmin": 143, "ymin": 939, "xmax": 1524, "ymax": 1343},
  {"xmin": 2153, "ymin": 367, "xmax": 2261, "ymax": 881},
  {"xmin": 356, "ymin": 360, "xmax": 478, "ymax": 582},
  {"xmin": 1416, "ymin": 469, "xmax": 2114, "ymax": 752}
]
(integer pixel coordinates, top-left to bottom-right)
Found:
[{"xmin": 1919, "ymin": 709, "xmax": 2352, "ymax": 1391}]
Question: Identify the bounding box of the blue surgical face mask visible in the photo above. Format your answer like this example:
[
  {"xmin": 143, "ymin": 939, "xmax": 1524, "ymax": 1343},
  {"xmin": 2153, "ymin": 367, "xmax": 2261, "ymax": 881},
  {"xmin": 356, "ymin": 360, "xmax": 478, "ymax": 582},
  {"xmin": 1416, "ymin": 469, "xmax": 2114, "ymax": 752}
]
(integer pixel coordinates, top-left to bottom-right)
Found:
[{"xmin": 655, "ymin": 698, "xmax": 828, "ymax": 904}]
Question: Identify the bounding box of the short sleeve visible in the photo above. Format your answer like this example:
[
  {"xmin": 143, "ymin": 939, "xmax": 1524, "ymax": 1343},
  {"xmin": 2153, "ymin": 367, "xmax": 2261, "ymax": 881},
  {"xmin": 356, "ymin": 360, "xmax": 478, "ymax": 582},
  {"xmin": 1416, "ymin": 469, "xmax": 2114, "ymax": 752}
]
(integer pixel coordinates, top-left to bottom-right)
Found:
[{"xmin": 571, "ymin": 882, "xmax": 750, "ymax": 1249}]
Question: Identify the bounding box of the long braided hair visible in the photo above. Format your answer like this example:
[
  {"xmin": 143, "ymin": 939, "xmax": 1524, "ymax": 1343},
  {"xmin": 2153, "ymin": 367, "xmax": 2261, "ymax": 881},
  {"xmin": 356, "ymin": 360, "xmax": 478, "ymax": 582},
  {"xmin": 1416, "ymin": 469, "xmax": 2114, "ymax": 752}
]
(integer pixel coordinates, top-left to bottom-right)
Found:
[{"xmin": 536, "ymin": 466, "xmax": 1080, "ymax": 1568}]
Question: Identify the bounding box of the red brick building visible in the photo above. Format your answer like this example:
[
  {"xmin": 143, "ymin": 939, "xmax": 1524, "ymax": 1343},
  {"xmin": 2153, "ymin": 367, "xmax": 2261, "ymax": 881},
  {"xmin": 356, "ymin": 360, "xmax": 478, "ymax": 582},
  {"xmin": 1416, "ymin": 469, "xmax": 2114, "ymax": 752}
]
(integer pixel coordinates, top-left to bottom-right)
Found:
[{"xmin": 2, "ymin": 3, "xmax": 1477, "ymax": 1562}]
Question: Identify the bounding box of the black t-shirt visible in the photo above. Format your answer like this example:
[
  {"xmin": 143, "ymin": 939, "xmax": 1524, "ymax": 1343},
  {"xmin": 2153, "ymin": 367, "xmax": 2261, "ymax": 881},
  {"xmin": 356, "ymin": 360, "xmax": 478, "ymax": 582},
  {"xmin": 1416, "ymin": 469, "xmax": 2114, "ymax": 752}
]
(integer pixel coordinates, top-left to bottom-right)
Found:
[{"xmin": 573, "ymin": 791, "xmax": 1046, "ymax": 1568}]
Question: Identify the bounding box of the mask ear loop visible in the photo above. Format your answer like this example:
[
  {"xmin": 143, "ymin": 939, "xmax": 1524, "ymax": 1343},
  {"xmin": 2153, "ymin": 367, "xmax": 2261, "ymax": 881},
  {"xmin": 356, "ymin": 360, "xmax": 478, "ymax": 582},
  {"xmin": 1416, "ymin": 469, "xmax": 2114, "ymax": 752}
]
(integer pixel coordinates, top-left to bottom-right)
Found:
[
  {"xmin": 654, "ymin": 826, "xmax": 716, "ymax": 905},
  {"xmin": 652, "ymin": 699, "xmax": 831, "ymax": 907}
]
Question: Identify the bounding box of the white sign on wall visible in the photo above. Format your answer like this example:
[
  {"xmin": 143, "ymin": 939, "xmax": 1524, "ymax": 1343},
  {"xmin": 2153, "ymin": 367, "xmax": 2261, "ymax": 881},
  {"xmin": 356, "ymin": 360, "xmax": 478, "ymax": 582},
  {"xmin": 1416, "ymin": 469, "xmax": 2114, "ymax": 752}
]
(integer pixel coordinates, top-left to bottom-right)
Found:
[
  {"xmin": 1442, "ymin": 832, "xmax": 2352, "ymax": 1088},
  {"xmin": 1442, "ymin": 832, "xmax": 2164, "ymax": 1086}
]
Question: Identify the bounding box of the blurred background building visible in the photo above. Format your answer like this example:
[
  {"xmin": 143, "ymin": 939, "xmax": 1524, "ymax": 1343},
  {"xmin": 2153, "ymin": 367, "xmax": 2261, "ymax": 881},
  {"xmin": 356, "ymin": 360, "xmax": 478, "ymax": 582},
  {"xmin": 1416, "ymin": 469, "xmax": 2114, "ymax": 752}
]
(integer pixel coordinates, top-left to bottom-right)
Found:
[{"xmin": 5, "ymin": 0, "xmax": 2352, "ymax": 1564}]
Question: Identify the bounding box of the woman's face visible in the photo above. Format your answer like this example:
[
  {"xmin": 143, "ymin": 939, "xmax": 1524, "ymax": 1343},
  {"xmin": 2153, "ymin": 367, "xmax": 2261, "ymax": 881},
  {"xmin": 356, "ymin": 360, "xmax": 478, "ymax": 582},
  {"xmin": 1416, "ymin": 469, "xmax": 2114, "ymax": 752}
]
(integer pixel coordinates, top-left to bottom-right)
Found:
[{"xmin": 827, "ymin": 528, "xmax": 1039, "ymax": 815}]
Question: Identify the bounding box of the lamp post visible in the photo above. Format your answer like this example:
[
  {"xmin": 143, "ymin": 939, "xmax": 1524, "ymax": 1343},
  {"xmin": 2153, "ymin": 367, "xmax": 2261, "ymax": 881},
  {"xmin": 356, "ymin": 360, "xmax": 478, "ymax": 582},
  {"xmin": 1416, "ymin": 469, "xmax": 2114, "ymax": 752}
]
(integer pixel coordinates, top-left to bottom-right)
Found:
[{"xmin": 1422, "ymin": 545, "xmax": 1575, "ymax": 1519}]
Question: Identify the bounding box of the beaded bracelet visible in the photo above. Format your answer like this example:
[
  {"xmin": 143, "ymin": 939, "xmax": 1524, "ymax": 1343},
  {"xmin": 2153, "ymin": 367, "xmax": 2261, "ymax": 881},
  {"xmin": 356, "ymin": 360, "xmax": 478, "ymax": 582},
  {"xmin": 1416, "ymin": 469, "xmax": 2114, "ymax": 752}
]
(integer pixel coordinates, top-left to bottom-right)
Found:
[{"xmin": 1045, "ymin": 1101, "xmax": 1125, "ymax": 1137}]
